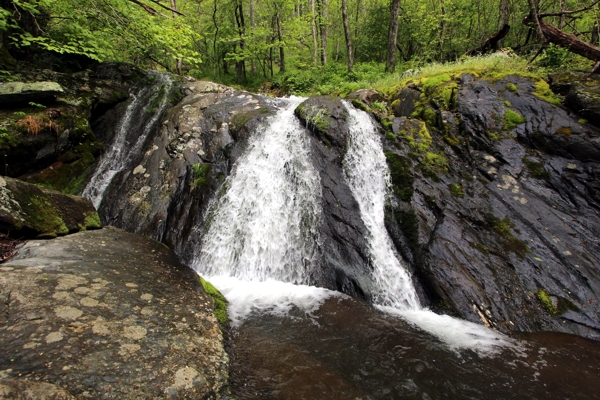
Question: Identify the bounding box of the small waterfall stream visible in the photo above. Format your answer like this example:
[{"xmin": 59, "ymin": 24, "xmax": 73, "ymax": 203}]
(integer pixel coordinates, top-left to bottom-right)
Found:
[{"xmin": 82, "ymin": 73, "xmax": 173, "ymax": 209}]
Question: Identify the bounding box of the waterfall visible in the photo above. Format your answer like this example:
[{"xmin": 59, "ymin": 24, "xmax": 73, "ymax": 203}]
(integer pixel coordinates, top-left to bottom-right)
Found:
[
  {"xmin": 343, "ymin": 102, "xmax": 421, "ymax": 310},
  {"xmin": 82, "ymin": 73, "xmax": 173, "ymax": 209},
  {"xmin": 192, "ymin": 97, "xmax": 321, "ymax": 284},
  {"xmin": 343, "ymin": 103, "xmax": 515, "ymax": 354}
]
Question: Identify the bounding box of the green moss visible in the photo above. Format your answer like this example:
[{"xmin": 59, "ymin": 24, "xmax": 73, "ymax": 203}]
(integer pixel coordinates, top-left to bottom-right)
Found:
[
  {"xmin": 536, "ymin": 289, "xmax": 558, "ymax": 314},
  {"xmin": 444, "ymin": 135, "xmax": 461, "ymax": 146},
  {"xmin": 503, "ymin": 110, "xmax": 526, "ymax": 131},
  {"xmin": 395, "ymin": 209, "xmax": 419, "ymax": 254},
  {"xmin": 422, "ymin": 107, "xmax": 437, "ymax": 127},
  {"xmin": 381, "ymin": 117, "xmax": 394, "ymax": 132},
  {"xmin": 506, "ymin": 83, "xmax": 518, "ymax": 92},
  {"xmin": 385, "ymin": 132, "xmax": 397, "ymax": 141},
  {"xmin": 471, "ymin": 242, "xmax": 489, "ymax": 254},
  {"xmin": 423, "ymin": 152, "xmax": 448, "ymax": 171},
  {"xmin": 19, "ymin": 194, "xmax": 68, "ymax": 238},
  {"xmin": 487, "ymin": 131, "xmax": 504, "ymax": 141},
  {"xmin": 449, "ymin": 183, "xmax": 464, "ymax": 198},
  {"xmin": 485, "ymin": 214, "xmax": 530, "ymax": 259},
  {"xmin": 199, "ymin": 276, "xmax": 229, "ymax": 330},
  {"xmin": 351, "ymin": 99, "xmax": 369, "ymax": 112},
  {"xmin": 83, "ymin": 212, "xmax": 101, "ymax": 230},
  {"xmin": 523, "ymin": 157, "xmax": 550, "ymax": 180},
  {"xmin": 191, "ymin": 163, "xmax": 212, "ymax": 189},
  {"xmin": 555, "ymin": 126, "xmax": 572, "ymax": 136},
  {"xmin": 385, "ymin": 152, "xmax": 414, "ymax": 202},
  {"xmin": 578, "ymin": 118, "xmax": 588, "ymax": 125},
  {"xmin": 504, "ymin": 100, "xmax": 512, "ymax": 107},
  {"xmin": 423, "ymin": 74, "xmax": 451, "ymax": 94},
  {"xmin": 533, "ymin": 80, "xmax": 562, "ymax": 106}
]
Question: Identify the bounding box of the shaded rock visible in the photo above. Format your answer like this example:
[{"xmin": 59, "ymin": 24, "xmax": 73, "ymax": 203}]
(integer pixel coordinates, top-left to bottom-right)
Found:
[
  {"xmin": 549, "ymin": 71, "xmax": 600, "ymax": 126},
  {"xmin": 0, "ymin": 227, "xmax": 229, "ymax": 399},
  {"xmin": 0, "ymin": 82, "xmax": 64, "ymax": 105},
  {"xmin": 295, "ymin": 96, "xmax": 349, "ymax": 148},
  {"xmin": 0, "ymin": 379, "xmax": 76, "ymax": 399},
  {"xmin": 391, "ymin": 87, "xmax": 422, "ymax": 117},
  {"xmin": 0, "ymin": 176, "xmax": 100, "ymax": 238}
]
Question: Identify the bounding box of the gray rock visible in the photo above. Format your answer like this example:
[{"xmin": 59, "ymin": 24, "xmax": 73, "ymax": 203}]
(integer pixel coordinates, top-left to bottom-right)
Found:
[
  {"xmin": 0, "ymin": 81, "xmax": 64, "ymax": 104},
  {"xmin": 0, "ymin": 227, "xmax": 229, "ymax": 399}
]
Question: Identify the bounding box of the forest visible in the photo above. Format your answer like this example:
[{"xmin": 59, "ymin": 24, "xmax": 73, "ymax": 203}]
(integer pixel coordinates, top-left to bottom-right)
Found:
[{"xmin": 1, "ymin": 0, "xmax": 600, "ymax": 93}]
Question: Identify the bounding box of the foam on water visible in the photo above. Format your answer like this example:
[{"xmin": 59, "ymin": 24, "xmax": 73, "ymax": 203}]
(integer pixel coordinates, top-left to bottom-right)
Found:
[
  {"xmin": 378, "ymin": 306, "xmax": 520, "ymax": 356},
  {"xmin": 205, "ymin": 276, "xmax": 342, "ymax": 327}
]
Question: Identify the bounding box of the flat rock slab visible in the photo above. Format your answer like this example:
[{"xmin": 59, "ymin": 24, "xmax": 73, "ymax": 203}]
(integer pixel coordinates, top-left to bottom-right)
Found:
[
  {"xmin": 0, "ymin": 227, "xmax": 228, "ymax": 399},
  {"xmin": 0, "ymin": 82, "xmax": 64, "ymax": 105}
]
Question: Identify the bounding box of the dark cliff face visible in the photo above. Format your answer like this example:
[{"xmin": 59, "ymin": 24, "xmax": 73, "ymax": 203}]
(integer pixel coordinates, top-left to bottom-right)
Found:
[{"xmin": 379, "ymin": 73, "xmax": 600, "ymax": 339}]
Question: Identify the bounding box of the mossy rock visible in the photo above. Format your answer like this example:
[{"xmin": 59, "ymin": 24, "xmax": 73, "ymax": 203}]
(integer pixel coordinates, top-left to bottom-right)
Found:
[
  {"xmin": 295, "ymin": 96, "xmax": 348, "ymax": 148},
  {"xmin": 0, "ymin": 176, "xmax": 101, "ymax": 238},
  {"xmin": 385, "ymin": 152, "xmax": 414, "ymax": 202},
  {"xmin": 199, "ymin": 276, "xmax": 229, "ymax": 332}
]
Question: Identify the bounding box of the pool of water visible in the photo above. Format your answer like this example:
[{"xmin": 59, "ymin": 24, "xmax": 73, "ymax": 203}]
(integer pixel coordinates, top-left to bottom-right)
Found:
[{"xmin": 228, "ymin": 296, "xmax": 600, "ymax": 399}]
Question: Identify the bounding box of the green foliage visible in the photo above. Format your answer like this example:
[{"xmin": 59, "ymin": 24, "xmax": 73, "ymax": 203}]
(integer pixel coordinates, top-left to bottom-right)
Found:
[
  {"xmin": 191, "ymin": 163, "xmax": 211, "ymax": 189},
  {"xmin": 503, "ymin": 110, "xmax": 526, "ymax": 131}
]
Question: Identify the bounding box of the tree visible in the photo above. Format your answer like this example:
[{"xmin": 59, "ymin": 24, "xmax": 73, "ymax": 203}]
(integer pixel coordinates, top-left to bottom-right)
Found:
[
  {"xmin": 341, "ymin": 0, "xmax": 353, "ymax": 73},
  {"xmin": 385, "ymin": 0, "xmax": 400, "ymax": 72}
]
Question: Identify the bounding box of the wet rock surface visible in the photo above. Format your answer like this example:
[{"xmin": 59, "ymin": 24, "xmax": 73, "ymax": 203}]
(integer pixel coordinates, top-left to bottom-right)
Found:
[
  {"xmin": 384, "ymin": 73, "xmax": 600, "ymax": 339},
  {"xmin": 95, "ymin": 79, "xmax": 279, "ymax": 262},
  {"xmin": 0, "ymin": 176, "xmax": 100, "ymax": 238},
  {"xmin": 295, "ymin": 97, "xmax": 373, "ymax": 299},
  {"xmin": 0, "ymin": 227, "xmax": 228, "ymax": 399}
]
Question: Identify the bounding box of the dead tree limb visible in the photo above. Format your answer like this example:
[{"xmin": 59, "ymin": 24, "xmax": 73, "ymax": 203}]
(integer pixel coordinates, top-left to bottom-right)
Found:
[
  {"xmin": 465, "ymin": 24, "xmax": 511, "ymax": 56},
  {"xmin": 524, "ymin": 17, "xmax": 600, "ymax": 62},
  {"xmin": 539, "ymin": 0, "xmax": 600, "ymax": 18}
]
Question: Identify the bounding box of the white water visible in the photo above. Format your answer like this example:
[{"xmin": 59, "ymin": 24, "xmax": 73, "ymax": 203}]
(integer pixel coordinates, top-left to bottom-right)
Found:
[
  {"xmin": 193, "ymin": 97, "xmax": 322, "ymax": 283},
  {"xmin": 82, "ymin": 73, "xmax": 173, "ymax": 209},
  {"xmin": 342, "ymin": 103, "xmax": 516, "ymax": 355},
  {"xmin": 343, "ymin": 102, "xmax": 421, "ymax": 310}
]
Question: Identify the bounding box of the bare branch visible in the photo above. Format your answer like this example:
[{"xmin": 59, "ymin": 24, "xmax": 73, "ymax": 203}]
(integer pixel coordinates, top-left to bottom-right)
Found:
[
  {"xmin": 539, "ymin": 0, "xmax": 600, "ymax": 18},
  {"xmin": 146, "ymin": 0, "xmax": 186, "ymax": 16}
]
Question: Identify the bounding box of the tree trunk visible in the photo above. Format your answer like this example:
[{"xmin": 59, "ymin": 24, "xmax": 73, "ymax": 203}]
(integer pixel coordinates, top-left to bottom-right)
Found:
[
  {"xmin": 311, "ymin": 0, "xmax": 318, "ymax": 65},
  {"xmin": 250, "ymin": 0, "xmax": 256, "ymax": 74},
  {"xmin": 342, "ymin": 0, "xmax": 353, "ymax": 73},
  {"xmin": 317, "ymin": 0, "xmax": 328, "ymax": 66},
  {"xmin": 465, "ymin": 24, "xmax": 511, "ymax": 56},
  {"xmin": 170, "ymin": 0, "xmax": 183, "ymax": 75},
  {"xmin": 234, "ymin": 1, "xmax": 247, "ymax": 81},
  {"xmin": 499, "ymin": 0, "xmax": 510, "ymax": 29},
  {"xmin": 386, "ymin": 0, "xmax": 401, "ymax": 73},
  {"xmin": 275, "ymin": 7, "xmax": 285, "ymax": 73}
]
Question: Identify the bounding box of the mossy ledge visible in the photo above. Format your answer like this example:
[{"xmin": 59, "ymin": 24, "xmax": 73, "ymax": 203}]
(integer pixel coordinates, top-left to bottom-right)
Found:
[{"xmin": 199, "ymin": 276, "xmax": 229, "ymax": 332}]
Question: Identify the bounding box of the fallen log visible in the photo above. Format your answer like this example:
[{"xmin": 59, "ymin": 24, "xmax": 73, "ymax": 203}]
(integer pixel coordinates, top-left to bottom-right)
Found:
[
  {"xmin": 524, "ymin": 16, "xmax": 600, "ymax": 62},
  {"xmin": 465, "ymin": 24, "xmax": 511, "ymax": 56}
]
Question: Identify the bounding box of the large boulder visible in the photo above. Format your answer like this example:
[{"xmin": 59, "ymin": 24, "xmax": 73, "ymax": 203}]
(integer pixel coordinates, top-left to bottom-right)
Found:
[
  {"xmin": 0, "ymin": 176, "xmax": 100, "ymax": 238},
  {"xmin": 382, "ymin": 72, "xmax": 600, "ymax": 339},
  {"xmin": 0, "ymin": 227, "xmax": 229, "ymax": 399},
  {"xmin": 294, "ymin": 96, "xmax": 349, "ymax": 148}
]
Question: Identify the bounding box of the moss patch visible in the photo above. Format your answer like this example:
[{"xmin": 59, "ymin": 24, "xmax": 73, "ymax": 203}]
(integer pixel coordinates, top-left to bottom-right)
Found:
[
  {"xmin": 522, "ymin": 157, "xmax": 550, "ymax": 180},
  {"xmin": 533, "ymin": 80, "xmax": 562, "ymax": 106},
  {"xmin": 199, "ymin": 276, "xmax": 229, "ymax": 330},
  {"xmin": 536, "ymin": 288, "xmax": 579, "ymax": 315},
  {"xmin": 449, "ymin": 183, "xmax": 464, "ymax": 198},
  {"xmin": 503, "ymin": 110, "xmax": 526, "ymax": 131},
  {"xmin": 395, "ymin": 209, "xmax": 419, "ymax": 254},
  {"xmin": 385, "ymin": 152, "xmax": 414, "ymax": 202},
  {"xmin": 485, "ymin": 213, "xmax": 530, "ymax": 259}
]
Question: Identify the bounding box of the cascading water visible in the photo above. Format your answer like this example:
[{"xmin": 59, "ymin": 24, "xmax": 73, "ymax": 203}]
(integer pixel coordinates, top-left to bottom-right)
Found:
[
  {"xmin": 82, "ymin": 73, "xmax": 173, "ymax": 209},
  {"xmin": 342, "ymin": 102, "xmax": 514, "ymax": 353},
  {"xmin": 191, "ymin": 97, "xmax": 332, "ymax": 325},
  {"xmin": 342, "ymin": 102, "xmax": 421, "ymax": 310}
]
